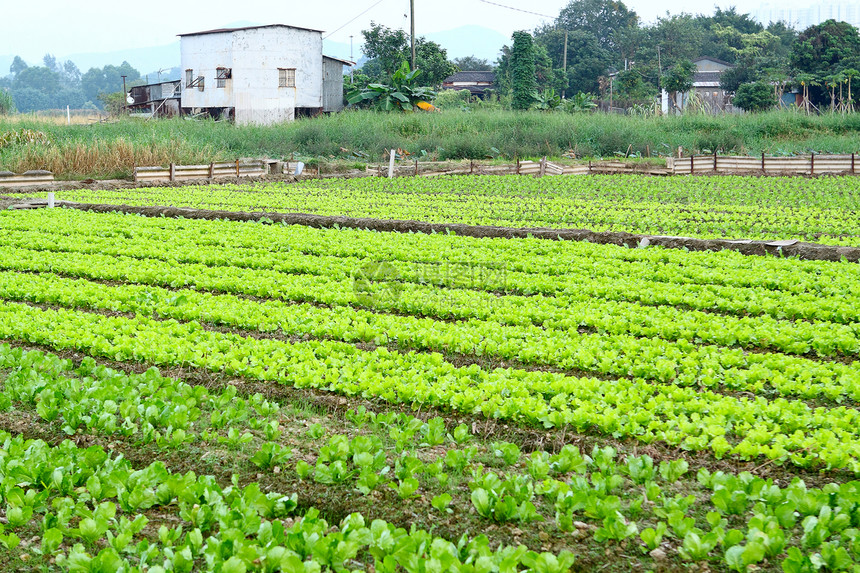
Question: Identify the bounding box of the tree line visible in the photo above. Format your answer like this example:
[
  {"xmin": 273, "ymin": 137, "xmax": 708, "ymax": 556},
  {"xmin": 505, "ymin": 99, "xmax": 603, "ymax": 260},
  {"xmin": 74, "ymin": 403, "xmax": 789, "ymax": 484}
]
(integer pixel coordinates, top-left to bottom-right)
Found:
[
  {"xmin": 351, "ymin": 0, "xmax": 860, "ymax": 113},
  {"xmin": 0, "ymin": 55, "xmax": 142, "ymax": 114}
]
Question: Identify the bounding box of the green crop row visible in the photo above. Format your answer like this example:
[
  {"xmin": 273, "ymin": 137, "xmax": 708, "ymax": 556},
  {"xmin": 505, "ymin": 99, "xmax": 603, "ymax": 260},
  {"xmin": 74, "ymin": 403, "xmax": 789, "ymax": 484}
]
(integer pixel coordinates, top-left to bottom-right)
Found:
[
  {"xmin": 6, "ymin": 346, "xmax": 860, "ymax": 572},
  {"xmin": 55, "ymin": 174, "xmax": 860, "ymax": 245},
  {"xmin": 3, "ymin": 208, "xmax": 856, "ymax": 296},
  {"xmin": 2, "ymin": 300, "xmax": 860, "ymax": 470},
  {"xmin": 0, "ymin": 269, "xmax": 857, "ymax": 404},
  {"xmin": 0, "ymin": 430, "xmax": 577, "ymax": 573}
]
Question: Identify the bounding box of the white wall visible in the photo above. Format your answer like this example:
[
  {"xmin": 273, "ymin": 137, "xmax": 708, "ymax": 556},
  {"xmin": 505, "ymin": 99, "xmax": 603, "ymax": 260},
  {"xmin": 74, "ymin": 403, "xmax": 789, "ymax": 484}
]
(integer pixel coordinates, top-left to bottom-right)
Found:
[{"xmin": 180, "ymin": 26, "xmax": 324, "ymax": 125}]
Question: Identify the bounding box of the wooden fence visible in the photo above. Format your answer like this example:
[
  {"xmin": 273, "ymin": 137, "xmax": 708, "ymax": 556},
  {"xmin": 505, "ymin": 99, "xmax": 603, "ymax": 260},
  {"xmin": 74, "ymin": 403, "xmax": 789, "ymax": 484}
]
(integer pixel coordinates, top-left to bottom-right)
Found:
[
  {"xmin": 133, "ymin": 160, "xmax": 270, "ymax": 183},
  {"xmin": 366, "ymin": 153, "xmax": 859, "ymax": 178},
  {"xmin": 0, "ymin": 170, "xmax": 55, "ymax": 187},
  {"xmin": 668, "ymin": 153, "xmax": 859, "ymax": 175},
  {"xmin": 365, "ymin": 157, "xmax": 669, "ymax": 178}
]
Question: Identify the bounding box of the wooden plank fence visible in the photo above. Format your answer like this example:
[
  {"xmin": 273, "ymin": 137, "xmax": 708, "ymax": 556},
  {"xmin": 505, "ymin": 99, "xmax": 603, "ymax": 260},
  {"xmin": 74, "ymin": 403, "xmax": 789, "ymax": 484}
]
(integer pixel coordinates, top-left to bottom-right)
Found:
[
  {"xmin": 134, "ymin": 160, "xmax": 269, "ymax": 183},
  {"xmin": 668, "ymin": 153, "xmax": 859, "ymax": 176},
  {"xmin": 365, "ymin": 157, "xmax": 653, "ymax": 178},
  {"xmin": 366, "ymin": 153, "xmax": 859, "ymax": 179},
  {"xmin": 0, "ymin": 170, "xmax": 55, "ymax": 187}
]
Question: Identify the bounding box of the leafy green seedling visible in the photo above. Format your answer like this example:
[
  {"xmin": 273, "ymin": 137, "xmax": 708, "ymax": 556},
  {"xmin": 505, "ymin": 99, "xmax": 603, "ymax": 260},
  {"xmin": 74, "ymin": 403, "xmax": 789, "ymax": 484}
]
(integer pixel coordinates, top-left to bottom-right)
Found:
[
  {"xmin": 659, "ymin": 459, "xmax": 689, "ymax": 483},
  {"xmin": 250, "ymin": 443, "xmax": 292, "ymax": 470},
  {"xmin": 640, "ymin": 522, "xmax": 667, "ymax": 551},
  {"xmin": 432, "ymin": 493, "xmax": 453, "ymax": 514}
]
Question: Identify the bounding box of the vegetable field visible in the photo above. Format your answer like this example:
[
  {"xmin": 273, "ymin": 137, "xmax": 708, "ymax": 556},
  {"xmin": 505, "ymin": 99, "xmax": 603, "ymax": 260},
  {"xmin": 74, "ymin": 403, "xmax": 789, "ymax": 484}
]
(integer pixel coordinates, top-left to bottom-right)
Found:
[
  {"xmin": 57, "ymin": 174, "xmax": 860, "ymax": 246},
  {"xmin": 2, "ymin": 200, "xmax": 860, "ymax": 572}
]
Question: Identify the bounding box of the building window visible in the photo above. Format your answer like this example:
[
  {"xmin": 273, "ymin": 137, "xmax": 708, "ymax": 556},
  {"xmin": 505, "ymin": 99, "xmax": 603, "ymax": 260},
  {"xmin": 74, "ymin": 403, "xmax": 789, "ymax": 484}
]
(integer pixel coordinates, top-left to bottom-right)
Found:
[
  {"xmin": 185, "ymin": 69, "xmax": 193, "ymax": 89},
  {"xmin": 216, "ymin": 67, "xmax": 231, "ymax": 88},
  {"xmin": 278, "ymin": 68, "xmax": 296, "ymax": 88}
]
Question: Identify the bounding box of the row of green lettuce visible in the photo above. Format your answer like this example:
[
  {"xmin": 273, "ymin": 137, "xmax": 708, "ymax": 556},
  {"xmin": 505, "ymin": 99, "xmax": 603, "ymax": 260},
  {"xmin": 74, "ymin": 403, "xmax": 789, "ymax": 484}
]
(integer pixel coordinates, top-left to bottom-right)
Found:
[
  {"xmin": 3, "ymin": 346, "xmax": 860, "ymax": 572},
  {"xmin": 3, "ymin": 208, "xmax": 857, "ymax": 298},
  {"xmin": 0, "ymin": 269, "xmax": 856, "ymax": 405},
  {"xmin": 53, "ymin": 174, "xmax": 860, "ymax": 245},
  {"xmin": 1, "ymin": 301, "xmax": 859, "ymax": 471}
]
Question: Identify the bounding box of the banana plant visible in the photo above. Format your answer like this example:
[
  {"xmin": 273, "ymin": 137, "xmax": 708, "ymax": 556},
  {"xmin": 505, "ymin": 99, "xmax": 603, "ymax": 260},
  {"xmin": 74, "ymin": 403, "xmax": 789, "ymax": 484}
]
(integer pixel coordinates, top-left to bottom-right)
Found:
[{"xmin": 346, "ymin": 61, "xmax": 437, "ymax": 112}]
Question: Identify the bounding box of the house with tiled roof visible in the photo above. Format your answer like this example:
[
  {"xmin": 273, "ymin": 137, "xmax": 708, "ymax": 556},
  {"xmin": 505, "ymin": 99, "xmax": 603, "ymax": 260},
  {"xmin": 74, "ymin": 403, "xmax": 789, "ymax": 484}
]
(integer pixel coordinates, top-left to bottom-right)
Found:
[{"xmin": 441, "ymin": 71, "xmax": 496, "ymax": 99}]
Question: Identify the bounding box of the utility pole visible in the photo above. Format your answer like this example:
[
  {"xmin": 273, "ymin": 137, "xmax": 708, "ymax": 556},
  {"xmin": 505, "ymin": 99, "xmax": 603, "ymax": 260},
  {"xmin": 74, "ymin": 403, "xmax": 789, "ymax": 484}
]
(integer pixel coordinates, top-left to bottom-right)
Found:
[
  {"xmin": 656, "ymin": 45, "xmax": 663, "ymax": 115},
  {"xmin": 410, "ymin": 0, "xmax": 416, "ymax": 71},
  {"xmin": 349, "ymin": 35, "xmax": 354, "ymax": 81},
  {"xmin": 562, "ymin": 30, "xmax": 568, "ymax": 99},
  {"xmin": 121, "ymin": 75, "xmax": 128, "ymax": 115}
]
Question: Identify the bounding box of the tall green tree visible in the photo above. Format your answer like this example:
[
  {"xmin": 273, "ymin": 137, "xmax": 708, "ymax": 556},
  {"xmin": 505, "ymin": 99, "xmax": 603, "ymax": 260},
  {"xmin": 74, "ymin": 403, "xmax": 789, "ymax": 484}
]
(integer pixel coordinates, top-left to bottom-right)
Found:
[
  {"xmin": 533, "ymin": 28, "xmax": 609, "ymax": 95},
  {"xmin": 555, "ymin": 0, "xmax": 638, "ymax": 53},
  {"xmin": 734, "ymin": 81, "xmax": 775, "ymax": 112},
  {"xmin": 662, "ymin": 60, "xmax": 696, "ymax": 113},
  {"xmin": 645, "ymin": 14, "xmax": 705, "ymax": 69},
  {"xmin": 452, "ymin": 56, "xmax": 492, "ymax": 71},
  {"xmin": 790, "ymin": 20, "xmax": 860, "ymax": 106},
  {"xmin": 790, "ymin": 20, "xmax": 860, "ymax": 74},
  {"xmin": 510, "ymin": 31, "xmax": 537, "ymax": 110},
  {"xmin": 9, "ymin": 56, "xmax": 27, "ymax": 77},
  {"xmin": 360, "ymin": 23, "xmax": 456, "ymax": 87},
  {"xmin": 80, "ymin": 61, "xmax": 140, "ymax": 107},
  {"xmin": 12, "ymin": 66, "xmax": 60, "ymax": 94}
]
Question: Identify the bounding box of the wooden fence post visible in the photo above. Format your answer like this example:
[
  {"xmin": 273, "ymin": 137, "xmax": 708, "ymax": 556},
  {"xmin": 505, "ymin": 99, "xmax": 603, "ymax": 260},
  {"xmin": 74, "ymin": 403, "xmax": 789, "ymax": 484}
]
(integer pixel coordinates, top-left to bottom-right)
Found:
[
  {"xmin": 235, "ymin": 159, "xmax": 240, "ymax": 177},
  {"xmin": 169, "ymin": 163, "xmax": 175, "ymax": 182},
  {"xmin": 852, "ymin": 153, "xmax": 855, "ymax": 174},
  {"xmin": 208, "ymin": 162, "xmax": 214, "ymax": 179},
  {"xmin": 516, "ymin": 158, "xmax": 520, "ymax": 175},
  {"xmin": 761, "ymin": 152, "xmax": 765, "ymax": 172},
  {"xmin": 690, "ymin": 155, "xmax": 694, "ymax": 174},
  {"xmin": 811, "ymin": 153, "xmax": 815, "ymax": 176},
  {"xmin": 539, "ymin": 156, "xmax": 547, "ymax": 177},
  {"xmin": 713, "ymin": 150, "xmax": 718, "ymax": 172}
]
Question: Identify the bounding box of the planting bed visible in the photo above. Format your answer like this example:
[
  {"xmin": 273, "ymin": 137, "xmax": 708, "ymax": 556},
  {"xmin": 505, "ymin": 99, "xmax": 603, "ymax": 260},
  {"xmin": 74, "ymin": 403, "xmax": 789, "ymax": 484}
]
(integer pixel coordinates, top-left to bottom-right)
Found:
[
  {"xmin": 56, "ymin": 174, "xmax": 860, "ymax": 246},
  {"xmin": 1, "ymin": 187, "xmax": 860, "ymax": 571}
]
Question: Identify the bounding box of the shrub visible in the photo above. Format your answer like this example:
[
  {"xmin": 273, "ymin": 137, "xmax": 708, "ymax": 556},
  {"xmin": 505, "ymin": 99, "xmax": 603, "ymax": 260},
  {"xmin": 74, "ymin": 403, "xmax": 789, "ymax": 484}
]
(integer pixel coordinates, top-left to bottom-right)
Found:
[{"xmin": 734, "ymin": 83, "xmax": 776, "ymax": 113}]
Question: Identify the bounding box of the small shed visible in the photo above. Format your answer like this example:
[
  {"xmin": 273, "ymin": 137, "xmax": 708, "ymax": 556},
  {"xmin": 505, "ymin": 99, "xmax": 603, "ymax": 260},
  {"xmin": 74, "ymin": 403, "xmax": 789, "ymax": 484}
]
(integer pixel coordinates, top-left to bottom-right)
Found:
[
  {"xmin": 128, "ymin": 80, "xmax": 181, "ymax": 117},
  {"xmin": 691, "ymin": 57, "xmax": 733, "ymax": 114}
]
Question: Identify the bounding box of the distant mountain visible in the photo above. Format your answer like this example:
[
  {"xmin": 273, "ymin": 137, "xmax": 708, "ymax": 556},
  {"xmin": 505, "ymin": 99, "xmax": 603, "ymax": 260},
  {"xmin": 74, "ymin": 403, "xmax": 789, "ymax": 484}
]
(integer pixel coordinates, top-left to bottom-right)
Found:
[
  {"xmin": 67, "ymin": 43, "xmax": 180, "ymax": 76},
  {"xmin": 425, "ymin": 26, "xmax": 508, "ymax": 62},
  {"xmin": 0, "ymin": 44, "xmax": 180, "ymax": 79}
]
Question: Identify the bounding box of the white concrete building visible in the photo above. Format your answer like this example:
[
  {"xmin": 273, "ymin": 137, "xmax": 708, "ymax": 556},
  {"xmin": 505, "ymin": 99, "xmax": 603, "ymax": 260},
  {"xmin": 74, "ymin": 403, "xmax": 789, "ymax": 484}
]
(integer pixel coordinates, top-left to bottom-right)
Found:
[{"xmin": 179, "ymin": 24, "xmax": 352, "ymax": 125}]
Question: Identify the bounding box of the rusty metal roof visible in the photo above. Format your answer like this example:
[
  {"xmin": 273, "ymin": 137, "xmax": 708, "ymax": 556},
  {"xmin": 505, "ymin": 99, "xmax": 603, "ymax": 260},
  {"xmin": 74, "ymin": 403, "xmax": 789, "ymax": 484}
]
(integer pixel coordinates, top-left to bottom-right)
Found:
[{"xmin": 179, "ymin": 24, "xmax": 323, "ymax": 37}]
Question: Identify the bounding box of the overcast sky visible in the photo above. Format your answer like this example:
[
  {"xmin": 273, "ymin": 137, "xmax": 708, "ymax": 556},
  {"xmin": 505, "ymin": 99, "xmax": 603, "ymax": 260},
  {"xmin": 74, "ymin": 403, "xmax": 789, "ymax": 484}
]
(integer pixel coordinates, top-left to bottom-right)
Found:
[{"xmin": 5, "ymin": 0, "xmax": 763, "ymax": 62}]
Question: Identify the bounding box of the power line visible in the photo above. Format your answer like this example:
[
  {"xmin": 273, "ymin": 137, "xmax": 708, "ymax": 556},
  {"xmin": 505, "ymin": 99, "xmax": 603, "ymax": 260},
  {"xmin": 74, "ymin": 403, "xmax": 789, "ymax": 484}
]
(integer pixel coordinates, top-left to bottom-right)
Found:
[
  {"xmin": 324, "ymin": 0, "xmax": 388, "ymax": 39},
  {"xmin": 477, "ymin": 0, "xmax": 555, "ymax": 19}
]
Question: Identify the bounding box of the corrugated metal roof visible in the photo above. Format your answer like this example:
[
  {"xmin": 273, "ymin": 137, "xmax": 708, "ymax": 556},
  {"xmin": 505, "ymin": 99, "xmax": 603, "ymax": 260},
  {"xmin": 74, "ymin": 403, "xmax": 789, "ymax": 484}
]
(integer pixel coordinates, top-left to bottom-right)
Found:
[
  {"xmin": 693, "ymin": 71, "xmax": 723, "ymax": 84},
  {"xmin": 323, "ymin": 55, "xmax": 356, "ymax": 66},
  {"xmin": 179, "ymin": 24, "xmax": 323, "ymax": 37}
]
